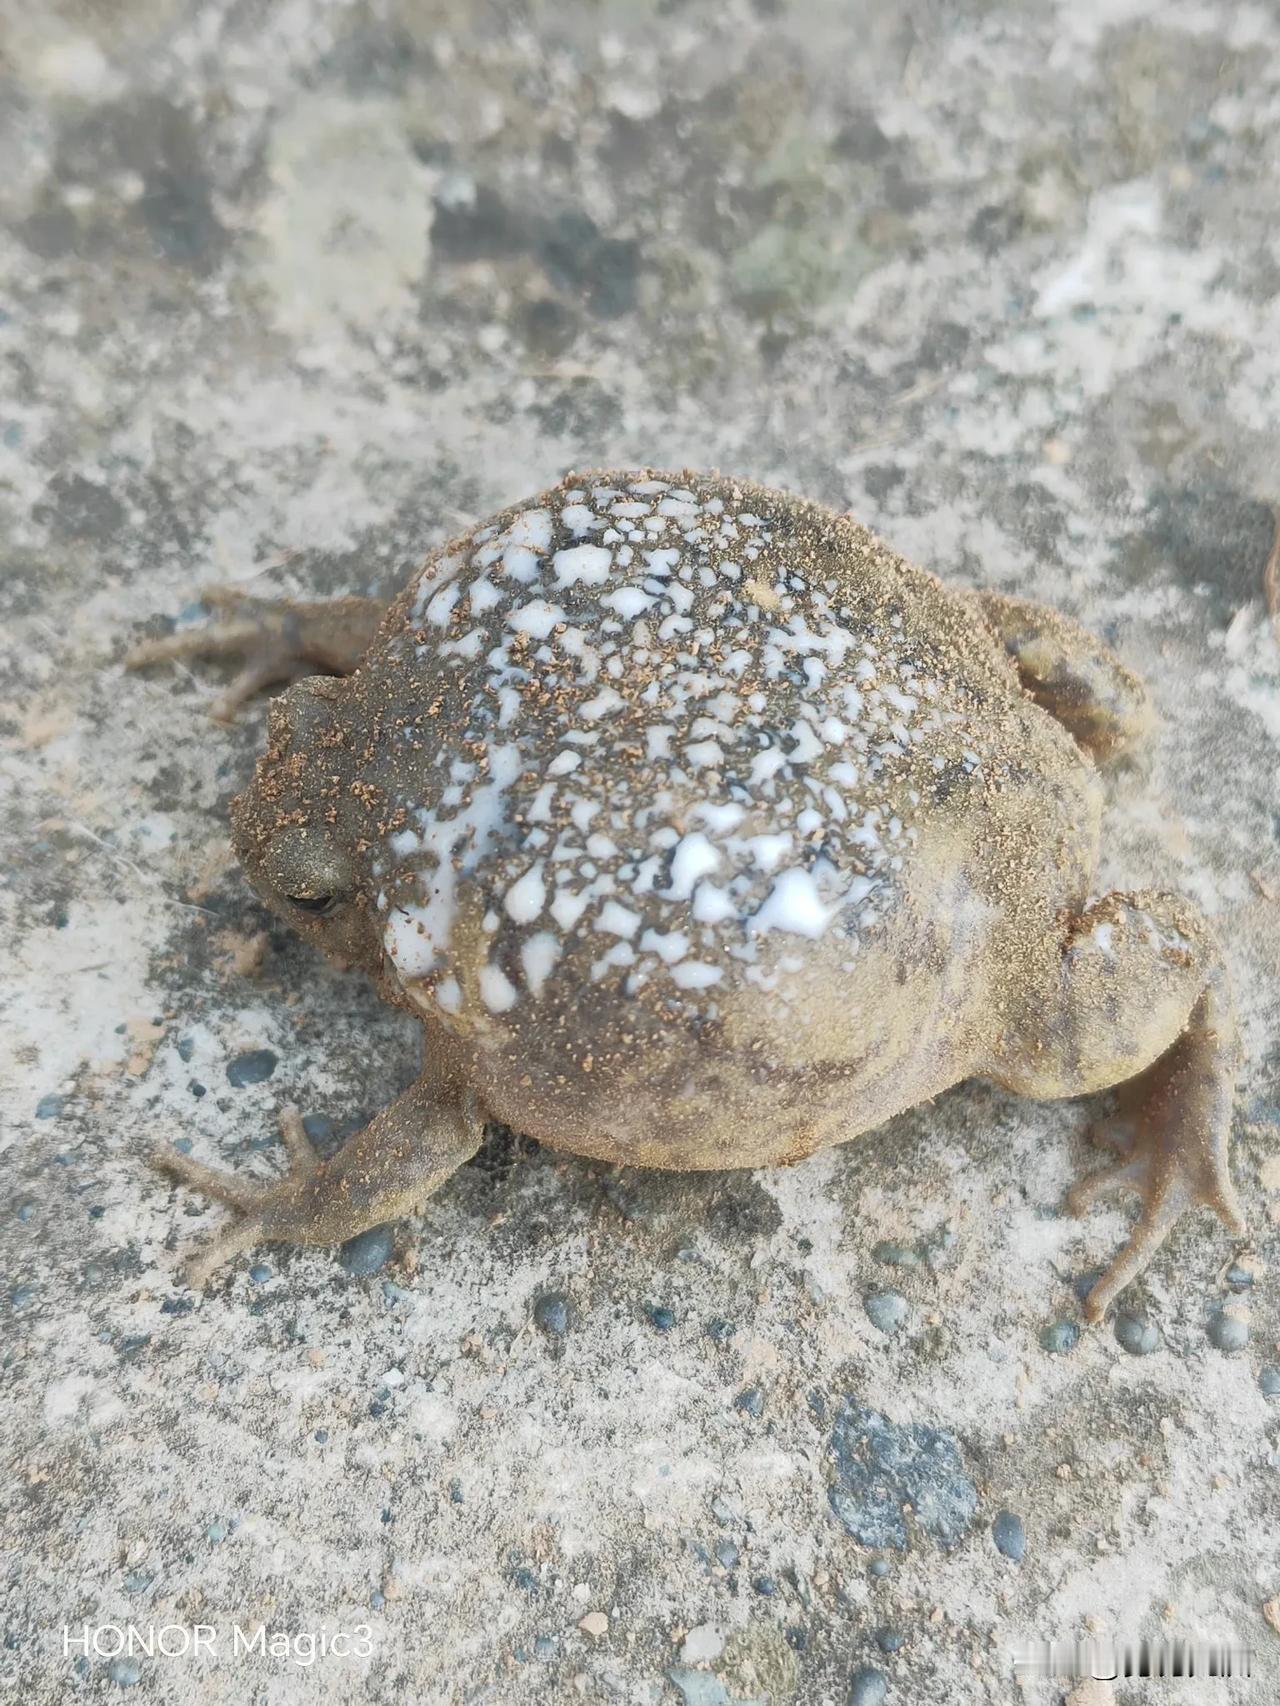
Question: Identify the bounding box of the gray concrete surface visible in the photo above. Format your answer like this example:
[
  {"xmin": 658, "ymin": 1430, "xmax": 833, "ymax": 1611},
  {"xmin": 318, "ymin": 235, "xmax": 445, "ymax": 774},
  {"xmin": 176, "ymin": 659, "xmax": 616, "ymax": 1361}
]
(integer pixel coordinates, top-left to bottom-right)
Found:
[{"xmin": 2, "ymin": 1, "xmax": 1279, "ymax": 1702}]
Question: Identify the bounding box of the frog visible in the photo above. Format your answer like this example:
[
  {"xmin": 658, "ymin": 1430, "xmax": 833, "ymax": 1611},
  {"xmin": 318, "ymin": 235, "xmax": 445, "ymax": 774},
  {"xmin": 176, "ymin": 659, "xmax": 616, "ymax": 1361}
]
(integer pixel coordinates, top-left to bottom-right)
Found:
[{"xmin": 127, "ymin": 468, "xmax": 1247, "ymax": 1319}]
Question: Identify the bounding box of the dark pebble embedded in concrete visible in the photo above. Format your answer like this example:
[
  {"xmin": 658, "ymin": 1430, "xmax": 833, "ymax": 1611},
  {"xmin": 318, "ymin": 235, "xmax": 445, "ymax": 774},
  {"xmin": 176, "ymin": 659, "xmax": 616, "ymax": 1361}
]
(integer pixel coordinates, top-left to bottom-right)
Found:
[
  {"xmin": 1260, "ymin": 1367, "xmax": 1280, "ymax": 1397},
  {"xmin": 35, "ymin": 1093, "xmax": 65, "ymax": 1119},
  {"xmin": 734, "ymin": 1386, "xmax": 765, "ymax": 1418},
  {"xmin": 829, "ymin": 1400, "xmax": 976, "ymax": 1549},
  {"xmin": 872, "ymin": 1241, "xmax": 920, "ymax": 1268},
  {"xmin": 874, "ymin": 1628, "xmax": 903, "ymax": 1653},
  {"xmin": 108, "ymin": 1656, "xmax": 143, "ymax": 1686},
  {"xmin": 1225, "ymin": 1264, "xmax": 1254, "ymax": 1288},
  {"xmin": 868, "ymin": 1557, "xmax": 890, "ymax": 1578},
  {"xmin": 248, "ymin": 1263, "xmax": 272, "ymax": 1284},
  {"xmin": 1114, "ymin": 1312, "xmax": 1161, "ymax": 1356},
  {"xmin": 533, "ymin": 1292, "xmax": 569, "ymax": 1335},
  {"xmin": 751, "ymin": 1574, "xmax": 777, "ymax": 1596},
  {"xmin": 340, "ymin": 1225, "xmax": 394, "ymax": 1276},
  {"xmin": 226, "ymin": 1048, "xmax": 278, "ymax": 1087},
  {"xmin": 714, "ymin": 1539, "xmax": 739, "ymax": 1567},
  {"xmin": 705, "ymin": 1316, "xmax": 736, "ymax": 1346},
  {"xmin": 863, "ymin": 1290, "xmax": 909, "ymax": 1334},
  {"xmin": 647, "ymin": 1303, "xmax": 676, "ymax": 1330},
  {"xmin": 992, "ymin": 1510, "xmax": 1026, "ymax": 1561},
  {"xmin": 1207, "ymin": 1310, "xmax": 1249, "ymax": 1353},
  {"xmin": 1039, "ymin": 1320, "xmax": 1079, "ymax": 1354},
  {"xmin": 849, "ymin": 1666, "xmax": 887, "ymax": 1705}
]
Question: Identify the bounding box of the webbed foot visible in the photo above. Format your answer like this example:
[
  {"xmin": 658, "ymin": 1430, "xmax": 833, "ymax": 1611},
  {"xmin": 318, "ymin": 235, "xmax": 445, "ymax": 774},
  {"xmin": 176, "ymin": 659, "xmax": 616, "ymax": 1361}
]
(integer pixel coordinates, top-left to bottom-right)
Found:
[
  {"xmin": 126, "ymin": 587, "xmax": 385, "ymax": 719},
  {"xmin": 151, "ymin": 1106, "xmax": 326, "ymax": 1287},
  {"xmin": 151, "ymin": 1082, "xmax": 483, "ymax": 1288},
  {"xmin": 1067, "ymin": 980, "xmax": 1246, "ymax": 1321}
]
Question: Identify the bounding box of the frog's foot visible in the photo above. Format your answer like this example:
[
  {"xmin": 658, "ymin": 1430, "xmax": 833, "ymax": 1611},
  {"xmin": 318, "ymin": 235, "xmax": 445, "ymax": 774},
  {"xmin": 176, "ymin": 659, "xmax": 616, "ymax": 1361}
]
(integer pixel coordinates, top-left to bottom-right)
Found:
[
  {"xmin": 151, "ymin": 1106, "xmax": 324, "ymax": 1287},
  {"xmin": 150, "ymin": 1081, "xmax": 483, "ymax": 1288},
  {"xmin": 1067, "ymin": 1000, "xmax": 1246, "ymax": 1322},
  {"xmin": 126, "ymin": 587, "xmax": 386, "ymax": 719}
]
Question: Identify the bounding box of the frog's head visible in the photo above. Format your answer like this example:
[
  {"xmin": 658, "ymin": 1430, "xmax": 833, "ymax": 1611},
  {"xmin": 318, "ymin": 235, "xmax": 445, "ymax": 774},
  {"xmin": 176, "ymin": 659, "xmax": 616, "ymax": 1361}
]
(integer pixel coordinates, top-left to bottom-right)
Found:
[{"xmin": 229, "ymin": 675, "xmax": 387, "ymax": 980}]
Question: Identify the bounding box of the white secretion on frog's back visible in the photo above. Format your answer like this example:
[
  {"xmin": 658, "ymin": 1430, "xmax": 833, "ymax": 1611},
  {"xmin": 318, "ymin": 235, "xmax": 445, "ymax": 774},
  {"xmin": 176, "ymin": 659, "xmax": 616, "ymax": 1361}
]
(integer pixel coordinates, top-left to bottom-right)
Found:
[{"xmin": 381, "ymin": 475, "xmax": 966, "ymax": 1017}]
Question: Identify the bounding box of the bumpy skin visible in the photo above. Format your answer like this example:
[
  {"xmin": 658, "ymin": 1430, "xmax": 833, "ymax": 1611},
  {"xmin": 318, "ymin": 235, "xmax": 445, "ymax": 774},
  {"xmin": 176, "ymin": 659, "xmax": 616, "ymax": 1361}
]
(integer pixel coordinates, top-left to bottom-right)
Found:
[{"xmin": 130, "ymin": 470, "xmax": 1245, "ymax": 1316}]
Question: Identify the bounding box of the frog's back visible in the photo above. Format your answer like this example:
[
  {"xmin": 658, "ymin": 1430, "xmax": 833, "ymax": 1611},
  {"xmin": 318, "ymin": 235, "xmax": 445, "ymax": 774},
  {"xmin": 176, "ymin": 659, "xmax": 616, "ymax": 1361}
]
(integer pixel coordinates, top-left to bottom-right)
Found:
[{"xmin": 353, "ymin": 471, "xmax": 1082, "ymax": 1058}]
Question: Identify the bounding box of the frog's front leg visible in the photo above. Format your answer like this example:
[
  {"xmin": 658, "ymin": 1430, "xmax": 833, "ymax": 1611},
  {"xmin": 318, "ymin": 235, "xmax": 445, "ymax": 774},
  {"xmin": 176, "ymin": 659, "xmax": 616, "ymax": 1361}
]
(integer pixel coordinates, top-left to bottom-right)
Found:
[
  {"xmin": 152, "ymin": 1080, "xmax": 483, "ymax": 1287},
  {"xmin": 969, "ymin": 590, "xmax": 1154, "ymax": 764},
  {"xmin": 984, "ymin": 891, "xmax": 1246, "ymax": 1321},
  {"xmin": 126, "ymin": 587, "xmax": 386, "ymax": 719}
]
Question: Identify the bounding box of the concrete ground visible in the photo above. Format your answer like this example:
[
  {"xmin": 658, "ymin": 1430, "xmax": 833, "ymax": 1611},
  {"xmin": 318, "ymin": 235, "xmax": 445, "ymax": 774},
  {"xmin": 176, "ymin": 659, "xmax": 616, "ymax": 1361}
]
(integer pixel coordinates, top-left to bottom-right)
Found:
[{"xmin": 2, "ymin": 1, "xmax": 1278, "ymax": 1701}]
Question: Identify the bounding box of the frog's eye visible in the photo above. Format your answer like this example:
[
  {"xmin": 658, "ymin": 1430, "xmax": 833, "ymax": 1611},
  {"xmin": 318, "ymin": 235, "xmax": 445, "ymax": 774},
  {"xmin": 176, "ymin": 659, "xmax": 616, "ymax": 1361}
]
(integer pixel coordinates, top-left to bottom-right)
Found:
[{"xmin": 288, "ymin": 892, "xmax": 340, "ymax": 917}]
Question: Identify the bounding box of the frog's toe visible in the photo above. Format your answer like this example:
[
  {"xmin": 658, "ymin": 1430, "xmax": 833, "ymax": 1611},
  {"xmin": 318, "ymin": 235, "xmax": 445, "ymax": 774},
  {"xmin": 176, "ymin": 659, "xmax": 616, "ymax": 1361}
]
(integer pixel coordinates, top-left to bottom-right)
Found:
[
  {"xmin": 126, "ymin": 603, "xmax": 312, "ymax": 722},
  {"xmin": 1069, "ymin": 1108, "xmax": 1246, "ymax": 1322},
  {"xmin": 149, "ymin": 1145, "xmax": 263, "ymax": 1211},
  {"xmin": 150, "ymin": 1106, "xmax": 323, "ymax": 1287}
]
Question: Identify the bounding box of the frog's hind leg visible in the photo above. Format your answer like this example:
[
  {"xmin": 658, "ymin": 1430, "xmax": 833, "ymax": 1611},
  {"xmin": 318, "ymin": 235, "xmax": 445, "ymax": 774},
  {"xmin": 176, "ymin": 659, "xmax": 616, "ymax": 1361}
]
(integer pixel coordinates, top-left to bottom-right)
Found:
[
  {"xmin": 984, "ymin": 891, "xmax": 1245, "ymax": 1321},
  {"xmin": 969, "ymin": 590, "xmax": 1154, "ymax": 764},
  {"xmin": 151, "ymin": 1084, "xmax": 483, "ymax": 1288},
  {"xmin": 126, "ymin": 588, "xmax": 386, "ymax": 719}
]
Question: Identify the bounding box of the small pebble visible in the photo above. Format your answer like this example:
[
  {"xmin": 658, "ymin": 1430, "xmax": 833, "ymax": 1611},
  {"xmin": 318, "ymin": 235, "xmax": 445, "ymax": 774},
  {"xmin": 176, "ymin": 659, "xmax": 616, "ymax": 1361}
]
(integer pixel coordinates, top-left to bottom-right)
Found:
[
  {"xmin": 849, "ymin": 1666, "xmax": 887, "ymax": 1705},
  {"xmin": 249, "ymin": 1263, "xmax": 272, "ymax": 1284},
  {"xmin": 1259, "ymin": 1367, "xmax": 1280, "ymax": 1398},
  {"xmin": 369, "ymin": 1590, "xmax": 385, "ymax": 1611},
  {"xmin": 108, "ymin": 1657, "xmax": 143, "ymax": 1687},
  {"xmin": 340, "ymin": 1225, "xmax": 394, "ymax": 1276},
  {"xmin": 863, "ymin": 1290, "xmax": 909, "ymax": 1334},
  {"xmin": 206, "ymin": 1521, "xmax": 227, "ymax": 1543},
  {"xmin": 1207, "ymin": 1309, "xmax": 1249, "ymax": 1354},
  {"xmin": 868, "ymin": 1557, "xmax": 890, "ymax": 1579},
  {"xmin": 1114, "ymin": 1312, "xmax": 1160, "ymax": 1356},
  {"xmin": 713, "ymin": 1539, "xmax": 739, "ymax": 1568},
  {"xmin": 872, "ymin": 1241, "xmax": 920, "ymax": 1268},
  {"xmin": 1039, "ymin": 1320, "xmax": 1079, "ymax": 1354},
  {"xmin": 10, "ymin": 1284, "xmax": 35, "ymax": 1308},
  {"xmin": 680, "ymin": 1623, "xmax": 725, "ymax": 1664},
  {"xmin": 17, "ymin": 1202, "xmax": 34, "ymax": 1222},
  {"xmin": 1224, "ymin": 1263, "xmax": 1254, "ymax": 1288},
  {"xmin": 313, "ymin": 1428, "xmax": 329, "ymax": 1444},
  {"xmin": 992, "ymin": 1509, "xmax": 1026, "ymax": 1562},
  {"xmin": 668, "ymin": 1670, "xmax": 730, "ymax": 1706},
  {"xmin": 533, "ymin": 1292, "xmax": 569, "ymax": 1336},
  {"xmin": 734, "ymin": 1386, "xmax": 764, "ymax": 1419},
  {"xmin": 751, "ymin": 1575, "xmax": 777, "ymax": 1597},
  {"xmin": 874, "ymin": 1628, "xmax": 903, "ymax": 1653},
  {"xmin": 705, "ymin": 1316, "xmax": 736, "ymax": 1346},
  {"xmin": 647, "ymin": 1303, "xmax": 676, "ymax": 1331},
  {"xmin": 534, "ymin": 1636, "xmax": 556, "ymax": 1658},
  {"xmin": 35, "ymin": 1093, "xmax": 65, "ymax": 1119},
  {"xmin": 226, "ymin": 1048, "xmax": 278, "ymax": 1088}
]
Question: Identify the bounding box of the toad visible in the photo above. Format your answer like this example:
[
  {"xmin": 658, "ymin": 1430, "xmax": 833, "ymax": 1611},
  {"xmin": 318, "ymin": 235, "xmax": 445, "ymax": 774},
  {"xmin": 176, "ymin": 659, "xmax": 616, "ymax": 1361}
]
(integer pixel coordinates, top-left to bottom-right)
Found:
[{"xmin": 128, "ymin": 470, "xmax": 1246, "ymax": 1319}]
